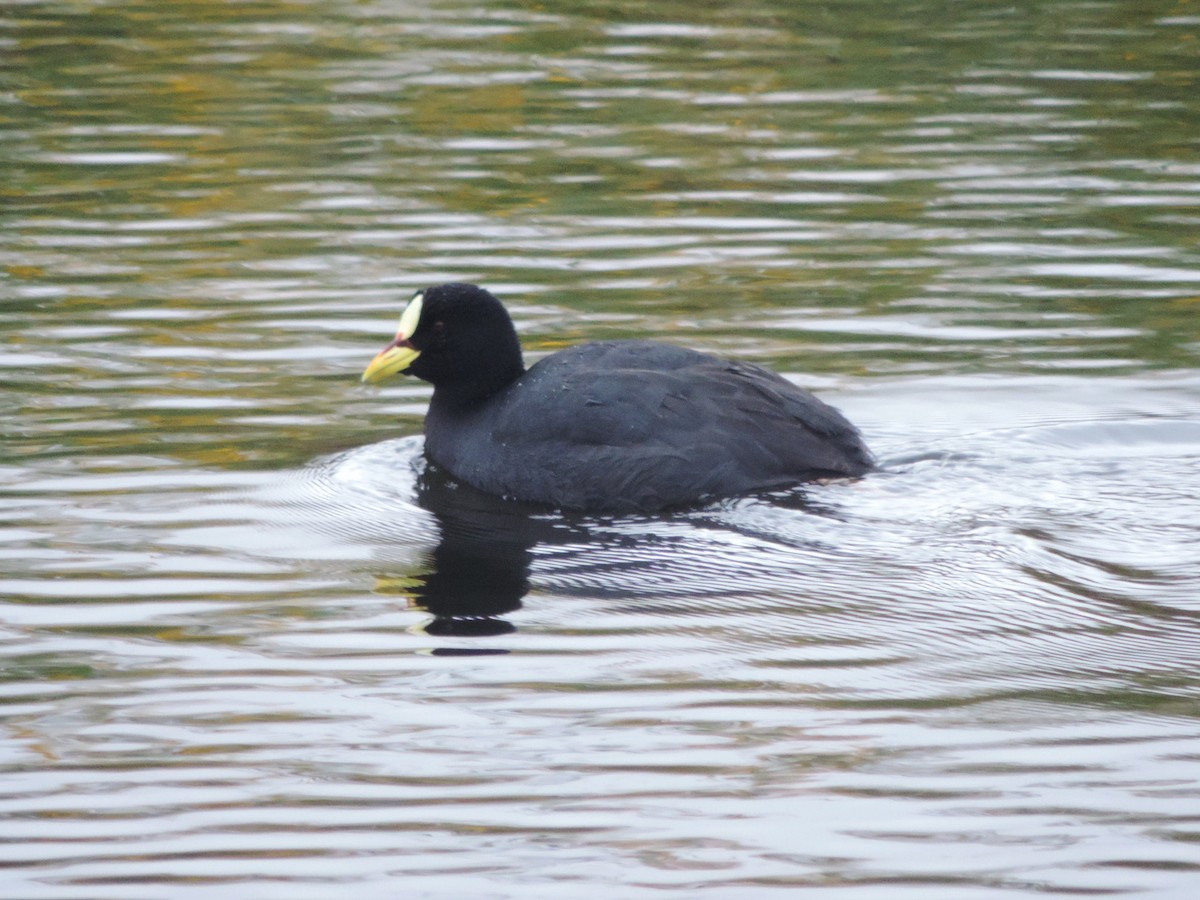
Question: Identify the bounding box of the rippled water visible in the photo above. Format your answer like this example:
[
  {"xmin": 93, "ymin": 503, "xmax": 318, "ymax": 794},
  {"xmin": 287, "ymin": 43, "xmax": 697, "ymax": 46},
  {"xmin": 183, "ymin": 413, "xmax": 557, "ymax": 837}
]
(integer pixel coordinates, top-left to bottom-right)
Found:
[{"xmin": 4, "ymin": 1, "xmax": 1200, "ymax": 897}]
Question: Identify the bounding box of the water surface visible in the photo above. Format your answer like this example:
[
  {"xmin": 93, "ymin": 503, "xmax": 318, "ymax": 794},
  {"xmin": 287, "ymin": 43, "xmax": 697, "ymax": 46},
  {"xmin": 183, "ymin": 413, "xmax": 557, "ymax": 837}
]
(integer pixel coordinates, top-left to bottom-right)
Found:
[{"xmin": 3, "ymin": 1, "xmax": 1200, "ymax": 897}]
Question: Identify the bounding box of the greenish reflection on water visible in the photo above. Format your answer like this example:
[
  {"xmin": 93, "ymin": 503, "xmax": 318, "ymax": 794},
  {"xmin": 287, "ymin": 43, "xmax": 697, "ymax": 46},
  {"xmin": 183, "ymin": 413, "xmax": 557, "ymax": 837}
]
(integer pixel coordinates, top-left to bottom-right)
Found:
[{"xmin": 2, "ymin": 1, "xmax": 1200, "ymax": 897}]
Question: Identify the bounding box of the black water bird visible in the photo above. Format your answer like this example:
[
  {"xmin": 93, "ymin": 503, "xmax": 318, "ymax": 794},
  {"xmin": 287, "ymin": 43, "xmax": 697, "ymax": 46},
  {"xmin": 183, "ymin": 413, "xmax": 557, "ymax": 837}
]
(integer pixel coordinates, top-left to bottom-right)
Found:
[{"xmin": 362, "ymin": 283, "xmax": 872, "ymax": 512}]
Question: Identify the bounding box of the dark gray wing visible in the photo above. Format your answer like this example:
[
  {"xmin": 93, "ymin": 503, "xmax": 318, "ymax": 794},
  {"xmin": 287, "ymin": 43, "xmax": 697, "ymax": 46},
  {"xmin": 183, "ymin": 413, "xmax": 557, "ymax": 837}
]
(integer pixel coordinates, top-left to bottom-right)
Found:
[{"xmin": 478, "ymin": 341, "xmax": 871, "ymax": 511}]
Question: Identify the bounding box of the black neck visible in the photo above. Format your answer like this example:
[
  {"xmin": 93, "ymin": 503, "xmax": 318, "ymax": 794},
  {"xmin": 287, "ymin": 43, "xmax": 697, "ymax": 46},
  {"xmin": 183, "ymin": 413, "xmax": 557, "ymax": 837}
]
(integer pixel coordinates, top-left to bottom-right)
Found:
[{"xmin": 431, "ymin": 358, "xmax": 526, "ymax": 410}]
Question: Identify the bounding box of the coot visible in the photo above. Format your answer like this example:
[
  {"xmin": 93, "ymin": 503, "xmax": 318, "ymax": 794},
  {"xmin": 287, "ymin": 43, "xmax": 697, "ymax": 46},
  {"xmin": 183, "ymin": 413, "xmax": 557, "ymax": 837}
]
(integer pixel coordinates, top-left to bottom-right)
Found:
[{"xmin": 362, "ymin": 283, "xmax": 872, "ymax": 512}]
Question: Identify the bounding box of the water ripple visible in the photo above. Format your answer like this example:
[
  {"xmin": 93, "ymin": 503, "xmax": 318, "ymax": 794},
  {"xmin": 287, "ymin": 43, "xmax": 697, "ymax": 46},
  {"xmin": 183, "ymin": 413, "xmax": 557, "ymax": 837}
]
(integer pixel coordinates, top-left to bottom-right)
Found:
[{"xmin": 4, "ymin": 0, "xmax": 1200, "ymax": 895}]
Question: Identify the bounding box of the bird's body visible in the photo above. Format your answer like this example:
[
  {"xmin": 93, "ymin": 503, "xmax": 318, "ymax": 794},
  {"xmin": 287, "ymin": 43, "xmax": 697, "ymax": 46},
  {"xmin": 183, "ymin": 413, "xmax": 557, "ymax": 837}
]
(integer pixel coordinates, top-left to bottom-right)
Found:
[{"xmin": 363, "ymin": 284, "xmax": 872, "ymax": 513}]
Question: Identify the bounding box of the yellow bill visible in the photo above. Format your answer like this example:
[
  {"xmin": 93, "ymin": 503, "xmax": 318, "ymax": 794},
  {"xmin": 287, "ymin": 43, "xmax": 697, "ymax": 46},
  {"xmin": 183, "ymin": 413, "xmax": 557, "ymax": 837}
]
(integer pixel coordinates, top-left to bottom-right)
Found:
[{"xmin": 362, "ymin": 291, "xmax": 424, "ymax": 383}]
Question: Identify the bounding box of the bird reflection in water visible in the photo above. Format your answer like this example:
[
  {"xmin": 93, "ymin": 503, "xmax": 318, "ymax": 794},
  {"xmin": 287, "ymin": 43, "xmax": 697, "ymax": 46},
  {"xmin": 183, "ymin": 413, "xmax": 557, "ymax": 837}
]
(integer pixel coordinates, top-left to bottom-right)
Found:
[
  {"xmin": 387, "ymin": 461, "xmax": 566, "ymax": 650},
  {"xmin": 374, "ymin": 452, "xmax": 840, "ymax": 652}
]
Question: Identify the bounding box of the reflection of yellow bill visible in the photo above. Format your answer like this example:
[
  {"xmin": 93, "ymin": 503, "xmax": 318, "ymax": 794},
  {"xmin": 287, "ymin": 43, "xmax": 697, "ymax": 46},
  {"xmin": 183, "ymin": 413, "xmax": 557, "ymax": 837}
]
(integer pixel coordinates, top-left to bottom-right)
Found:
[
  {"xmin": 372, "ymin": 574, "xmax": 424, "ymax": 597},
  {"xmin": 361, "ymin": 291, "xmax": 424, "ymax": 383}
]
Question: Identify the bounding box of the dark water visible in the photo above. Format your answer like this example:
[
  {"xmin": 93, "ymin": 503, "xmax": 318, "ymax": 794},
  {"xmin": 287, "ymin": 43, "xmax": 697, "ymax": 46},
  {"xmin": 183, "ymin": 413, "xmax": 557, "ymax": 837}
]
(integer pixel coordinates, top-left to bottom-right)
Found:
[{"xmin": 4, "ymin": 1, "xmax": 1200, "ymax": 897}]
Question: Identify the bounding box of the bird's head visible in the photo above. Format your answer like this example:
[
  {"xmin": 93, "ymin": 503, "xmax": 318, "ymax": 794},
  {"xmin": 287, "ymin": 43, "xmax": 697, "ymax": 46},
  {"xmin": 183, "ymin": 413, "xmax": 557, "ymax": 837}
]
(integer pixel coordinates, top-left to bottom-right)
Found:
[{"xmin": 362, "ymin": 283, "xmax": 525, "ymax": 404}]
